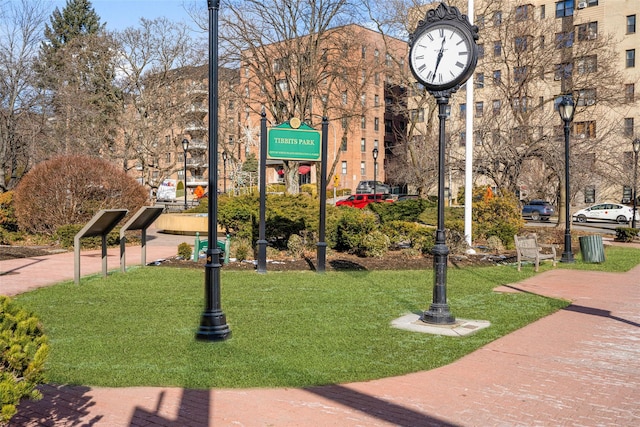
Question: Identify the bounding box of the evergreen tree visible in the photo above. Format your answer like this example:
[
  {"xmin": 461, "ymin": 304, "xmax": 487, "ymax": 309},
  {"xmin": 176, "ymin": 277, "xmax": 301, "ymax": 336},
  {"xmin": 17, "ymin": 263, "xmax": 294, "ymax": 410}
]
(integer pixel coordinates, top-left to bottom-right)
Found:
[{"xmin": 36, "ymin": 0, "xmax": 120, "ymax": 158}]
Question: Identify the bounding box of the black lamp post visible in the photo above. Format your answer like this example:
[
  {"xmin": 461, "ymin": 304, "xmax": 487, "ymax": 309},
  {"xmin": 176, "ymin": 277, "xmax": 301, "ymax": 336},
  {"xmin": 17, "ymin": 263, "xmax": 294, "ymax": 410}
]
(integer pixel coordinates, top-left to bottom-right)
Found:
[
  {"xmin": 197, "ymin": 0, "xmax": 230, "ymax": 341},
  {"xmin": 632, "ymin": 138, "xmax": 640, "ymax": 229},
  {"xmin": 222, "ymin": 151, "xmax": 228, "ymax": 194},
  {"xmin": 372, "ymin": 148, "xmax": 379, "ymax": 195},
  {"xmin": 182, "ymin": 138, "xmax": 189, "ymax": 210},
  {"xmin": 558, "ymin": 96, "xmax": 575, "ymax": 263}
]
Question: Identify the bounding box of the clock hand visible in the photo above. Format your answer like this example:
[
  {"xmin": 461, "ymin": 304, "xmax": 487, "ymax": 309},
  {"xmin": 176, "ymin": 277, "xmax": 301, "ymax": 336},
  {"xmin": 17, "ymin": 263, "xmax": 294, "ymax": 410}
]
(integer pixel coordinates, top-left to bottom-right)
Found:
[{"xmin": 432, "ymin": 37, "xmax": 447, "ymax": 81}]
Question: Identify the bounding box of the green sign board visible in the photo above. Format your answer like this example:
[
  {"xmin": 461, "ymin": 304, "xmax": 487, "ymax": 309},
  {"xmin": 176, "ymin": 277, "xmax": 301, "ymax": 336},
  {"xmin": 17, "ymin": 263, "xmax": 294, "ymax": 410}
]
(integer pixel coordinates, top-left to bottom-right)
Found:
[{"xmin": 268, "ymin": 121, "xmax": 321, "ymax": 161}]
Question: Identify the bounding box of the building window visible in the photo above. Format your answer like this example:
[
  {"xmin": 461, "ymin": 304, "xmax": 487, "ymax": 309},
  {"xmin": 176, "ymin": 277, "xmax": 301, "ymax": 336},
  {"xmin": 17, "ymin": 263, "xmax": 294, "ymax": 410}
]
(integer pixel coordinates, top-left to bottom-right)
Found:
[
  {"xmin": 493, "ymin": 11, "xmax": 502, "ymax": 26},
  {"xmin": 361, "ymin": 116, "xmax": 366, "ymax": 129},
  {"xmin": 512, "ymin": 97, "xmax": 531, "ymax": 112},
  {"xmin": 460, "ymin": 103, "xmax": 466, "ymax": 117},
  {"xmin": 478, "ymin": 44, "xmax": 485, "ymax": 58},
  {"xmin": 477, "ymin": 15, "xmax": 485, "ymax": 29},
  {"xmin": 374, "ymin": 117, "xmax": 380, "ymax": 131},
  {"xmin": 516, "ymin": 5, "xmax": 532, "ymax": 21},
  {"xmin": 628, "ymin": 15, "xmax": 637, "ymax": 34},
  {"xmin": 459, "ymin": 131, "xmax": 466, "ymax": 147},
  {"xmin": 341, "ymin": 91, "xmax": 347, "ymax": 105},
  {"xmin": 374, "ymin": 94, "xmax": 379, "ymax": 107},
  {"xmin": 576, "ymin": 88, "xmax": 596, "ymax": 106},
  {"xmin": 360, "ymin": 161, "xmax": 366, "ymax": 176},
  {"xmin": 475, "ymin": 101, "xmax": 484, "ymax": 117},
  {"xmin": 476, "ymin": 73, "xmax": 484, "ymax": 88},
  {"xmin": 361, "ymin": 45, "xmax": 367, "ymax": 59},
  {"xmin": 361, "ymin": 93, "xmax": 366, "ymax": 107},
  {"xmin": 576, "ymin": 55, "xmax": 597, "ymax": 74},
  {"xmin": 574, "ymin": 121, "xmax": 596, "ymax": 138},
  {"xmin": 554, "ymin": 62, "xmax": 573, "ymax": 80},
  {"xmin": 475, "ymin": 131, "xmax": 484, "ymax": 146},
  {"xmin": 374, "ymin": 72, "xmax": 380, "ymax": 85},
  {"xmin": 493, "ymin": 41, "xmax": 502, "ymax": 56},
  {"xmin": 361, "ymin": 138, "xmax": 366, "ymax": 152},
  {"xmin": 625, "ymin": 84, "xmax": 635, "ymax": 102},
  {"xmin": 555, "ymin": 31, "xmax": 573, "ymax": 48},
  {"xmin": 493, "ymin": 70, "xmax": 502, "ymax": 84},
  {"xmin": 492, "ymin": 99, "xmax": 501, "ymax": 114},
  {"xmin": 626, "ymin": 49, "xmax": 636, "ymax": 68},
  {"xmin": 514, "ymin": 66, "xmax": 528, "ymax": 83},
  {"xmin": 555, "ymin": 0, "xmax": 574, "ymax": 18},
  {"xmin": 576, "ymin": 22, "xmax": 598, "ymax": 41},
  {"xmin": 410, "ymin": 109, "xmax": 425, "ymax": 123},
  {"xmin": 624, "ymin": 118, "xmax": 634, "ymax": 137},
  {"xmin": 340, "ymin": 137, "xmax": 347, "ymax": 151},
  {"xmin": 341, "ymin": 161, "xmax": 347, "ymax": 175},
  {"xmin": 540, "ymin": 5, "xmax": 546, "ymax": 19}
]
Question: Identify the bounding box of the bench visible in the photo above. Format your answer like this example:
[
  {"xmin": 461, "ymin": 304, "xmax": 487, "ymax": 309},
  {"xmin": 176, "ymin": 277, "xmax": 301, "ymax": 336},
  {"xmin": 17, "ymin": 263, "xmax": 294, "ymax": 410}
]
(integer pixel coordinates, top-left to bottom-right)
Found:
[
  {"xmin": 514, "ymin": 233, "xmax": 557, "ymax": 272},
  {"xmin": 194, "ymin": 232, "xmax": 230, "ymax": 264}
]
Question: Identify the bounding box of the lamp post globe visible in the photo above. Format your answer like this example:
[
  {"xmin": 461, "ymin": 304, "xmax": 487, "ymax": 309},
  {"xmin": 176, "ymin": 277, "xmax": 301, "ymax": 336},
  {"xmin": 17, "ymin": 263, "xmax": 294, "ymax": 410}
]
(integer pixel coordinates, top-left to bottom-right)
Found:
[
  {"xmin": 372, "ymin": 148, "xmax": 379, "ymax": 195},
  {"xmin": 558, "ymin": 96, "xmax": 575, "ymax": 263},
  {"xmin": 182, "ymin": 138, "xmax": 189, "ymax": 210},
  {"xmin": 632, "ymin": 138, "xmax": 640, "ymax": 229}
]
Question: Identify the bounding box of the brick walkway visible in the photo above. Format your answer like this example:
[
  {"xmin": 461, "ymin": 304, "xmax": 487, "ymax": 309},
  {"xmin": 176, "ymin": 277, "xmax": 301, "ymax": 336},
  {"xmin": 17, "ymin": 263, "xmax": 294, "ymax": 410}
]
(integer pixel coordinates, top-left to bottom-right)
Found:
[{"xmin": 2, "ymin": 235, "xmax": 639, "ymax": 426}]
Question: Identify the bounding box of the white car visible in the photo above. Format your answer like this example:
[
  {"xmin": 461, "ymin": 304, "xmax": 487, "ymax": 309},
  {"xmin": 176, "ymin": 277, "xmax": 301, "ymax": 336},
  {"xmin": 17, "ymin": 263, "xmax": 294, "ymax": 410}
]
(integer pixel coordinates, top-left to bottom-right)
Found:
[{"xmin": 573, "ymin": 203, "xmax": 639, "ymax": 224}]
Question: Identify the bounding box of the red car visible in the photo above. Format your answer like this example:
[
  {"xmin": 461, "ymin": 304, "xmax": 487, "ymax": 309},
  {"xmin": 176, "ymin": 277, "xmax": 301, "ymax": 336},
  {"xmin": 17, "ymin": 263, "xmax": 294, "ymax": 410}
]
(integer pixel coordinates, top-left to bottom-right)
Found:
[{"xmin": 335, "ymin": 193, "xmax": 394, "ymax": 209}]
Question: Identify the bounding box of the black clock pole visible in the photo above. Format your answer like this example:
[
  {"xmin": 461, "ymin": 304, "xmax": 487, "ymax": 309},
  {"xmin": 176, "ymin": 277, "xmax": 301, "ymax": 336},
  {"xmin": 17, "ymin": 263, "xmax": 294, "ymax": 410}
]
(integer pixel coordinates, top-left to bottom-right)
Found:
[{"xmin": 422, "ymin": 96, "xmax": 455, "ymax": 325}]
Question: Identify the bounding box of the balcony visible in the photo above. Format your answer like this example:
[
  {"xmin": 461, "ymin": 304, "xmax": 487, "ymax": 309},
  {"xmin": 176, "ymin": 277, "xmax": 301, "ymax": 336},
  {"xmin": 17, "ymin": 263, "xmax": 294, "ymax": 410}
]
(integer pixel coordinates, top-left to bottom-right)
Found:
[
  {"xmin": 184, "ymin": 122, "xmax": 206, "ymax": 133},
  {"xmin": 185, "ymin": 104, "xmax": 208, "ymax": 115},
  {"xmin": 186, "ymin": 158, "xmax": 208, "ymax": 168},
  {"xmin": 186, "ymin": 139, "xmax": 207, "ymax": 150}
]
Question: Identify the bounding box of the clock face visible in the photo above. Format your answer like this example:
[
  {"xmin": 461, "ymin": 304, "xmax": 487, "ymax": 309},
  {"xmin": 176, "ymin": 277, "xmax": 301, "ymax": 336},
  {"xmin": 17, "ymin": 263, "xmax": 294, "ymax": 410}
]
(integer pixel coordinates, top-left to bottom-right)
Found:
[{"xmin": 410, "ymin": 23, "xmax": 474, "ymax": 89}]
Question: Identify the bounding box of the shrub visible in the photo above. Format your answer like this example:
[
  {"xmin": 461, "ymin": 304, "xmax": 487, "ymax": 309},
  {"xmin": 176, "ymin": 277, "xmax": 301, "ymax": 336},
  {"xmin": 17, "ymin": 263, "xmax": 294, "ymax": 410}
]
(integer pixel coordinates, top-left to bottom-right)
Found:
[
  {"xmin": 234, "ymin": 240, "xmax": 251, "ymax": 261},
  {"xmin": 287, "ymin": 234, "xmax": 305, "ymax": 258},
  {"xmin": 0, "ymin": 296, "xmax": 49, "ymax": 425},
  {"xmin": 472, "ymin": 192, "xmax": 524, "ymax": 249},
  {"xmin": 178, "ymin": 242, "xmax": 192, "ymax": 260},
  {"xmin": 53, "ymin": 225, "xmax": 121, "ymax": 250},
  {"xmin": 360, "ymin": 230, "xmax": 390, "ymax": 257},
  {"xmin": 614, "ymin": 227, "xmax": 639, "ymax": 242},
  {"xmin": 13, "ymin": 155, "xmax": 148, "ymax": 235},
  {"xmin": 368, "ymin": 198, "xmax": 432, "ymax": 223},
  {"xmin": 0, "ymin": 191, "xmax": 18, "ymax": 232},
  {"xmin": 330, "ymin": 208, "xmax": 379, "ymax": 253}
]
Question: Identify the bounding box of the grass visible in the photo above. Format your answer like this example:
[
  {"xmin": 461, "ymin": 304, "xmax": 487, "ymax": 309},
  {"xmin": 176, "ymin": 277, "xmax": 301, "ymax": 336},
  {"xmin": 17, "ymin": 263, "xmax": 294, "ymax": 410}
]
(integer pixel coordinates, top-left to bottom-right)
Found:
[{"xmin": 14, "ymin": 246, "xmax": 639, "ymax": 389}]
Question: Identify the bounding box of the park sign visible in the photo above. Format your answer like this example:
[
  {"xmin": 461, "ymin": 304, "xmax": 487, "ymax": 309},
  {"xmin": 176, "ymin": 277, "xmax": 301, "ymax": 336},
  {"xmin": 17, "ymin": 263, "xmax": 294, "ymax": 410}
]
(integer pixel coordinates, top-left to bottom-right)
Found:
[{"xmin": 267, "ymin": 118, "xmax": 321, "ymax": 161}]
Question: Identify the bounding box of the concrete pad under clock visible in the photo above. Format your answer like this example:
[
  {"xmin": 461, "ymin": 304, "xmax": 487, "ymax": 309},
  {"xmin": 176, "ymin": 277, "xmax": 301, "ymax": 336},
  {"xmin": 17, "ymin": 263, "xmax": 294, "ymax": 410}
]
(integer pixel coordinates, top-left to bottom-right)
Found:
[{"xmin": 391, "ymin": 313, "xmax": 491, "ymax": 337}]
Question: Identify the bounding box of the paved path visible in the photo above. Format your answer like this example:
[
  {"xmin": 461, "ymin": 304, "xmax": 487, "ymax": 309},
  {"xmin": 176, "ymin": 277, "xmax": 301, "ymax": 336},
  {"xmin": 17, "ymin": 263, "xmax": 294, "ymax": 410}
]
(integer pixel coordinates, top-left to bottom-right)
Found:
[{"xmin": 2, "ymin": 235, "xmax": 639, "ymax": 426}]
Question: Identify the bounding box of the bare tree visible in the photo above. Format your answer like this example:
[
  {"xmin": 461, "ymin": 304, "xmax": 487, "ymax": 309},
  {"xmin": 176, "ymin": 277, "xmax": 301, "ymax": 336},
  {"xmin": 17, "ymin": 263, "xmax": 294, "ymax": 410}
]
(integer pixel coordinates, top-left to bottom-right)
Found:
[
  {"xmin": 0, "ymin": 0, "xmax": 49, "ymax": 191},
  {"xmin": 219, "ymin": 0, "xmax": 386, "ymax": 194},
  {"xmin": 113, "ymin": 17, "xmax": 205, "ymax": 194}
]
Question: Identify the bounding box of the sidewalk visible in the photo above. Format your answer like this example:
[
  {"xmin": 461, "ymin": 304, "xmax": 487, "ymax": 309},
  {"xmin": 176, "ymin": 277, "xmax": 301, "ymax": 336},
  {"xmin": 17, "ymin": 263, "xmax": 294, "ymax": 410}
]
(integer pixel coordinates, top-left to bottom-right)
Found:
[{"xmin": 2, "ymin": 235, "xmax": 640, "ymax": 426}]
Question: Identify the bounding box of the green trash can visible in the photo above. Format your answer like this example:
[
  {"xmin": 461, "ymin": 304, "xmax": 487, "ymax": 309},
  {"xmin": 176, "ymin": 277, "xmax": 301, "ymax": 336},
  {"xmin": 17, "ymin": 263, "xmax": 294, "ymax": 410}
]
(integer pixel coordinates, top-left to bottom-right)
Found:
[{"xmin": 579, "ymin": 235, "xmax": 605, "ymax": 263}]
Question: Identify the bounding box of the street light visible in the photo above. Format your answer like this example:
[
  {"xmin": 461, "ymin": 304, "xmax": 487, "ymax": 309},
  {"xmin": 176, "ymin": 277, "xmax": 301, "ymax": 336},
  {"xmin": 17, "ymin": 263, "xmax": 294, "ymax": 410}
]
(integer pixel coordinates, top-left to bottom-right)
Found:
[
  {"xmin": 632, "ymin": 138, "xmax": 640, "ymax": 229},
  {"xmin": 196, "ymin": 0, "xmax": 230, "ymax": 341},
  {"xmin": 558, "ymin": 96, "xmax": 575, "ymax": 263},
  {"xmin": 222, "ymin": 151, "xmax": 228, "ymax": 194},
  {"xmin": 372, "ymin": 148, "xmax": 379, "ymax": 194},
  {"xmin": 182, "ymin": 138, "xmax": 189, "ymax": 210}
]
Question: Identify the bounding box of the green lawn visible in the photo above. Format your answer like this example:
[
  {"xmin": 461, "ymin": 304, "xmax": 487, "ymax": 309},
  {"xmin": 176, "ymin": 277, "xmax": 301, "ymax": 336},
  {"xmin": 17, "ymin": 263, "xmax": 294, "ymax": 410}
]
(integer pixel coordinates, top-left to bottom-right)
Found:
[{"xmin": 14, "ymin": 246, "xmax": 639, "ymax": 389}]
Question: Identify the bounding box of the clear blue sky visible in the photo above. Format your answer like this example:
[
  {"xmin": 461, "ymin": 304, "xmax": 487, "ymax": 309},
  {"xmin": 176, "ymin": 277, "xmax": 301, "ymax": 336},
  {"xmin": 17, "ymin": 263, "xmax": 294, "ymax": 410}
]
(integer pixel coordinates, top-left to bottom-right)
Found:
[{"xmin": 48, "ymin": 0, "xmax": 195, "ymax": 31}]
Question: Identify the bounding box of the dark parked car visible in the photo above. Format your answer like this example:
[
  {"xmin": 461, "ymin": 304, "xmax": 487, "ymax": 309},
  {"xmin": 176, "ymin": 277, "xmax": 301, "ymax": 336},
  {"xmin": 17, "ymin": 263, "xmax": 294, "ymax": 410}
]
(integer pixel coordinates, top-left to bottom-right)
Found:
[
  {"xmin": 522, "ymin": 200, "xmax": 555, "ymax": 221},
  {"xmin": 356, "ymin": 180, "xmax": 391, "ymax": 194}
]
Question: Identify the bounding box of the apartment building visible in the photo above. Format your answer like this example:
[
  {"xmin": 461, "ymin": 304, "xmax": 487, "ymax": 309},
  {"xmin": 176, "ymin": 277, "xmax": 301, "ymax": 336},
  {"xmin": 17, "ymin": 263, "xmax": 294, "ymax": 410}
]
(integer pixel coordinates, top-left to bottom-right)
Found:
[
  {"xmin": 237, "ymin": 24, "xmax": 408, "ymax": 194},
  {"xmin": 434, "ymin": 0, "xmax": 639, "ymax": 206}
]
